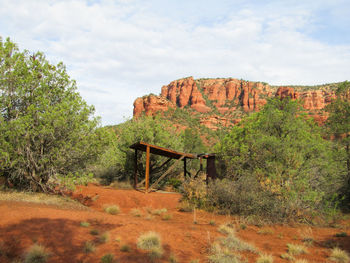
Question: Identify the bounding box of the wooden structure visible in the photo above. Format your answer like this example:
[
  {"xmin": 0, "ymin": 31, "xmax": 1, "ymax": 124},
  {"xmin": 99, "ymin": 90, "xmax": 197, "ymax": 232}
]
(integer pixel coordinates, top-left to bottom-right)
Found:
[{"xmin": 130, "ymin": 141, "xmax": 218, "ymax": 193}]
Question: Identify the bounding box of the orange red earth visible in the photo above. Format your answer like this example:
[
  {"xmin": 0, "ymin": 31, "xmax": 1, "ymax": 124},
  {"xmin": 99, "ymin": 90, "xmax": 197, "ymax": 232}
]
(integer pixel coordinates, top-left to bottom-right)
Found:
[{"xmin": 0, "ymin": 184, "xmax": 349, "ymax": 262}]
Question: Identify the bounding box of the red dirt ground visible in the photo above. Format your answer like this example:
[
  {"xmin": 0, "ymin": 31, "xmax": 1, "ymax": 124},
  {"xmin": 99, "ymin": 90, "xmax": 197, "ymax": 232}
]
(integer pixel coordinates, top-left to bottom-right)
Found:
[{"xmin": 1, "ymin": 184, "xmax": 350, "ymax": 262}]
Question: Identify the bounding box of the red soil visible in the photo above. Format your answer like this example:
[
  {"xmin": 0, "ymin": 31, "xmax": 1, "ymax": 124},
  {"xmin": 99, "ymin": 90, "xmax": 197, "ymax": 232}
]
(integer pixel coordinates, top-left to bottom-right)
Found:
[{"xmin": 1, "ymin": 184, "xmax": 349, "ymax": 262}]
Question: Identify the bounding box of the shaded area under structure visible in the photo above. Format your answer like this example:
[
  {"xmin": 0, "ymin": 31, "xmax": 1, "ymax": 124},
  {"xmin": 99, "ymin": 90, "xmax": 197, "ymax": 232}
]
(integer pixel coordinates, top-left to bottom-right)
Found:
[{"xmin": 130, "ymin": 141, "xmax": 217, "ymax": 193}]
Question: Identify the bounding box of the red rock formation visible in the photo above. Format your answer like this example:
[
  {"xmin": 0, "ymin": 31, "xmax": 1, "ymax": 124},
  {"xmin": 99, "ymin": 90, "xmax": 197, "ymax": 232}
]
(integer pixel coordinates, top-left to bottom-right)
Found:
[{"xmin": 133, "ymin": 77, "xmax": 341, "ymax": 129}]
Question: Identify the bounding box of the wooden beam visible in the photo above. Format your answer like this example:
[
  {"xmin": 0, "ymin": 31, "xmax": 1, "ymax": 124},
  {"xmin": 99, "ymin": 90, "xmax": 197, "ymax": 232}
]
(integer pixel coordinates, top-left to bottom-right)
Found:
[
  {"xmin": 184, "ymin": 158, "xmax": 187, "ymax": 178},
  {"xmin": 148, "ymin": 155, "xmax": 185, "ymax": 192},
  {"xmin": 134, "ymin": 149, "xmax": 138, "ymax": 189},
  {"xmin": 145, "ymin": 145, "xmax": 150, "ymax": 192}
]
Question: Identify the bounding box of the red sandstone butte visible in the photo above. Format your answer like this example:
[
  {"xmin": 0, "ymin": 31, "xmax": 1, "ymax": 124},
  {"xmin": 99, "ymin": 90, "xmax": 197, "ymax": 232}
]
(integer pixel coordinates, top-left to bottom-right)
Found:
[{"xmin": 133, "ymin": 77, "xmax": 341, "ymax": 129}]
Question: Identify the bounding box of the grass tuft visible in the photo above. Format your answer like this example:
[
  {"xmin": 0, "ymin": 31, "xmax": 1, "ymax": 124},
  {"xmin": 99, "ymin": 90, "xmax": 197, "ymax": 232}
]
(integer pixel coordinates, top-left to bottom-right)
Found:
[
  {"xmin": 219, "ymin": 233, "xmax": 256, "ymax": 253},
  {"xmin": 151, "ymin": 208, "xmax": 167, "ymax": 215},
  {"xmin": 218, "ymin": 224, "xmax": 235, "ymax": 235},
  {"xmin": 24, "ymin": 244, "xmax": 50, "ymax": 263},
  {"xmin": 104, "ymin": 205, "xmax": 120, "ymax": 215},
  {"xmin": 256, "ymin": 254, "xmax": 273, "ymax": 263},
  {"xmin": 162, "ymin": 213, "xmax": 173, "ymax": 221},
  {"xmin": 257, "ymin": 228, "xmax": 274, "ymax": 235},
  {"xmin": 280, "ymin": 253, "xmax": 295, "ymax": 261},
  {"xmin": 100, "ymin": 253, "xmax": 115, "ymax": 263},
  {"xmin": 130, "ymin": 208, "xmax": 142, "ymax": 217},
  {"xmin": 80, "ymin": 221, "xmax": 90, "ymax": 227},
  {"xmin": 90, "ymin": 229, "xmax": 99, "ymax": 235},
  {"xmin": 287, "ymin": 243, "xmax": 308, "ymax": 256},
  {"xmin": 120, "ymin": 244, "xmax": 131, "ymax": 252},
  {"xmin": 209, "ymin": 220, "xmax": 216, "ymax": 226},
  {"xmin": 329, "ymin": 247, "xmax": 350, "ymax": 263},
  {"xmin": 99, "ymin": 232, "xmax": 110, "ymax": 243},
  {"xmin": 169, "ymin": 253, "xmax": 178, "ymax": 263},
  {"xmin": 137, "ymin": 232, "xmax": 163, "ymax": 260},
  {"xmin": 208, "ymin": 243, "xmax": 242, "ymax": 263},
  {"xmin": 293, "ymin": 260, "xmax": 309, "ymax": 263},
  {"xmin": 83, "ymin": 241, "xmax": 96, "ymax": 254}
]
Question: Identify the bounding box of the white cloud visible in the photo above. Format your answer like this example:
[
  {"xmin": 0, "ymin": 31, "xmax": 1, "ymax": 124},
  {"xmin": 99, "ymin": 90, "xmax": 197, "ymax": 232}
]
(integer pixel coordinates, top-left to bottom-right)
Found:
[{"xmin": 0, "ymin": 0, "xmax": 349, "ymax": 125}]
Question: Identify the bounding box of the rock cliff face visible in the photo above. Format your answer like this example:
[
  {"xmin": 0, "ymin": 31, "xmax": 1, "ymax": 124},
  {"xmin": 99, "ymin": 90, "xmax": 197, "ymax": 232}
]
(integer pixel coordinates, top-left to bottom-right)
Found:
[{"xmin": 133, "ymin": 77, "xmax": 339, "ymax": 130}]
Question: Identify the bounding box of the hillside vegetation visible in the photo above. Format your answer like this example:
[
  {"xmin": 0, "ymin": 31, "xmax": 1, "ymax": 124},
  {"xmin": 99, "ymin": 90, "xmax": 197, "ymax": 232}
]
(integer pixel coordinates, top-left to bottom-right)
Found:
[{"xmin": 1, "ymin": 37, "xmax": 350, "ymax": 224}]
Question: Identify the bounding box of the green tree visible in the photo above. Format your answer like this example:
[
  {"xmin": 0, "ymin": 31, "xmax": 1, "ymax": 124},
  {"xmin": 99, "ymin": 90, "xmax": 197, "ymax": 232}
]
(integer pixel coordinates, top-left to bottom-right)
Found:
[
  {"xmin": 109, "ymin": 115, "xmax": 184, "ymax": 184},
  {"xmin": 215, "ymin": 98, "xmax": 343, "ymax": 219},
  {"xmin": 0, "ymin": 37, "xmax": 106, "ymax": 192},
  {"xmin": 325, "ymin": 81, "xmax": 350, "ymax": 197}
]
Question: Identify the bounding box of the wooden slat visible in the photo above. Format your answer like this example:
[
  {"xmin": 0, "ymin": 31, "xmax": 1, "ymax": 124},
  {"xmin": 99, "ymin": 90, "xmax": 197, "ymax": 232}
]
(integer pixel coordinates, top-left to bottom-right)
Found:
[
  {"xmin": 145, "ymin": 145, "xmax": 150, "ymax": 192},
  {"xmin": 148, "ymin": 155, "xmax": 185, "ymax": 192}
]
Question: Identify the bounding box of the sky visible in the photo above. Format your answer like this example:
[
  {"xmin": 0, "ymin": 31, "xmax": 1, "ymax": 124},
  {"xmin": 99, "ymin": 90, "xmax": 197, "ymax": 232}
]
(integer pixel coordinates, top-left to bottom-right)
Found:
[{"xmin": 0, "ymin": 0, "xmax": 349, "ymax": 125}]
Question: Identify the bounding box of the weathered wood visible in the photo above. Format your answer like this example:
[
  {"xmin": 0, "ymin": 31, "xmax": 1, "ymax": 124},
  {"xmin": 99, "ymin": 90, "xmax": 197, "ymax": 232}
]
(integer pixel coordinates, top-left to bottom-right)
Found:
[
  {"xmin": 145, "ymin": 145, "xmax": 150, "ymax": 192},
  {"xmin": 184, "ymin": 158, "xmax": 187, "ymax": 178},
  {"xmin": 148, "ymin": 155, "xmax": 185, "ymax": 192},
  {"xmin": 134, "ymin": 149, "xmax": 138, "ymax": 189}
]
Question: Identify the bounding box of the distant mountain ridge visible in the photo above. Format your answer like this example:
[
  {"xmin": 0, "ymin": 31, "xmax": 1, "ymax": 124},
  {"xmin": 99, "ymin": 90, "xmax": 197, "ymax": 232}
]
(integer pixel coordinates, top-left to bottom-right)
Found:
[{"xmin": 133, "ymin": 76, "xmax": 340, "ymax": 130}]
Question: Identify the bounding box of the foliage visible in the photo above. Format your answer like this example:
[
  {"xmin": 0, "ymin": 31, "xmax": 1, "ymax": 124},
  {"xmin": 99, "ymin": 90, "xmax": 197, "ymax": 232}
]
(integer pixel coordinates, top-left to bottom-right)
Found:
[
  {"xmin": 104, "ymin": 205, "xmax": 120, "ymax": 215},
  {"xmin": 100, "ymin": 254, "xmax": 116, "ymax": 263},
  {"xmin": 325, "ymin": 81, "xmax": 350, "ymax": 203},
  {"xmin": 106, "ymin": 115, "xmax": 184, "ymax": 184},
  {"xmin": 0, "ymin": 37, "xmax": 107, "ymax": 192},
  {"xmin": 214, "ymin": 98, "xmax": 344, "ymax": 221},
  {"xmin": 24, "ymin": 244, "xmax": 50, "ymax": 263},
  {"xmin": 329, "ymin": 247, "xmax": 350, "ymax": 263}
]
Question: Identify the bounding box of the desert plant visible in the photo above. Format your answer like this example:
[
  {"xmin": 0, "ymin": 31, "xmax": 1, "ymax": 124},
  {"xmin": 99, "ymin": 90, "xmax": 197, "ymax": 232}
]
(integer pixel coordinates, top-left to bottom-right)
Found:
[
  {"xmin": 162, "ymin": 213, "xmax": 173, "ymax": 221},
  {"xmin": 280, "ymin": 253, "xmax": 295, "ymax": 260},
  {"xmin": 90, "ymin": 229, "xmax": 99, "ymax": 235},
  {"xmin": 100, "ymin": 253, "xmax": 115, "ymax": 263},
  {"xmin": 104, "ymin": 205, "xmax": 120, "ymax": 215},
  {"xmin": 83, "ymin": 241, "xmax": 95, "ymax": 254},
  {"xmin": 120, "ymin": 244, "xmax": 131, "ymax": 252},
  {"xmin": 151, "ymin": 208, "xmax": 167, "ymax": 215},
  {"xmin": 335, "ymin": 232, "xmax": 348, "ymax": 237},
  {"xmin": 256, "ymin": 254, "xmax": 274, "ymax": 263},
  {"xmin": 130, "ymin": 208, "xmax": 142, "ymax": 217},
  {"xmin": 219, "ymin": 233, "xmax": 256, "ymax": 253},
  {"xmin": 190, "ymin": 260, "xmax": 199, "ymax": 263},
  {"xmin": 209, "ymin": 220, "xmax": 216, "ymax": 226},
  {"xmin": 24, "ymin": 244, "xmax": 50, "ymax": 263},
  {"xmin": 137, "ymin": 232, "xmax": 162, "ymax": 250},
  {"xmin": 218, "ymin": 224, "xmax": 235, "ymax": 235},
  {"xmin": 80, "ymin": 221, "xmax": 90, "ymax": 227},
  {"xmin": 293, "ymin": 260, "xmax": 309, "ymax": 263},
  {"xmin": 287, "ymin": 243, "xmax": 308, "ymax": 256},
  {"xmin": 329, "ymin": 247, "xmax": 350, "ymax": 263},
  {"xmin": 257, "ymin": 228, "xmax": 274, "ymax": 235},
  {"xmin": 99, "ymin": 232, "xmax": 110, "ymax": 243},
  {"xmin": 169, "ymin": 253, "xmax": 178, "ymax": 263},
  {"xmin": 208, "ymin": 243, "xmax": 242, "ymax": 263},
  {"xmin": 298, "ymin": 227, "xmax": 314, "ymax": 246}
]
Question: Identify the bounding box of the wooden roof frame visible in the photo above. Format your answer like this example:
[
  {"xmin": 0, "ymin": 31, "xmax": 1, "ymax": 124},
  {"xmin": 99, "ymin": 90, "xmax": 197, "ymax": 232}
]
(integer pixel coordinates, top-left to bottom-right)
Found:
[{"xmin": 130, "ymin": 141, "xmax": 217, "ymax": 193}]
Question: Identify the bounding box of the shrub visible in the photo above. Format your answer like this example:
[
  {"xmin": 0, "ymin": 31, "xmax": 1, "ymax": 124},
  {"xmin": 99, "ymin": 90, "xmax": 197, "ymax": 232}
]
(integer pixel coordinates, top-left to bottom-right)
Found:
[
  {"xmin": 24, "ymin": 244, "xmax": 50, "ymax": 263},
  {"xmin": 130, "ymin": 208, "xmax": 142, "ymax": 217},
  {"xmin": 80, "ymin": 221, "xmax": 90, "ymax": 227},
  {"xmin": 219, "ymin": 233, "xmax": 256, "ymax": 253},
  {"xmin": 137, "ymin": 232, "xmax": 162, "ymax": 251},
  {"xmin": 209, "ymin": 220, "xmax": 216, "ymax": 226},
  {"xmin": 329, "ymin": 247, "xmax": 350, "ymax": 263},
  {"xmin": 100, "ymin": 253, "xmax": 116, "ymax": 263},
  {"xmin": 104, "ymin": 205, "xmax": 120, "ymax": 215},
  {"xmin": 287, "ymin": 243, "xmax": 307, "ymax": 255},
  {"xmin": 120, "ymin": 244, "xmax": 131, "ymax": 252},
  {"xmin": 256, "ymin": 254, "xmax": 274, "ymax": 263},
  {"xmin": 280, "ymin": 253, "xmax": 294, "ymax": 260},
  {"xmin": 90, "ymin": 229, "xmax": 99, "ymax": 235},
  {"xmin": 208, "ymin": 243, "xmax": 242, "ymax": 263},
  {"xmin": 335, "ymin": 232, "xmax": 347, "ymax": 237},
  {"xmin": 99, "ymin": 232, "xmax": 110, "ymax": 243},
  {"xmin": 83, "ymin": 241, "xmax": 95, "ymax": 254},
  {"xmin": 218, "ymin": 224, "xmax": 235, "ymax": 235},
  {"xmin": 162, "ymin": 213, "xmax": 173, "ymax": 221}
]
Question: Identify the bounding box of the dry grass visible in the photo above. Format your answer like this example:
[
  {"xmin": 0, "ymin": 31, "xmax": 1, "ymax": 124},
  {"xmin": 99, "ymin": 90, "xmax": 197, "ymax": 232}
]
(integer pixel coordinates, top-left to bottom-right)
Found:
[
  {"xmin": 280, "ymin": 253, "xmax": 295, "ymax": 261},
  {"xmin": 99, "ymin": 232, "xmax": 110, "ymax": 243},
  {"xmin": 80, "ymin": 221, "xmax": 90, "ymax": 227},
  {"xmin": 0, "ymin": 190, "xmax": 87, "ymax": 210},
  {"xmin": 162, "ymin": 213, "xmax": 173, "ymax": 221},
  {"xmin": 151, "ymin": 208, "xmax": 167, "ymax": 215},
  {"xmin": 219, "ymin": 233, "xmax": 256, "ymax": 253},
  {"xmin": 208, "ymin": 243, "xmax": 243, "ymax": 263},
  {"xmin": 293, "ymin": 259, "xmax": 309, "ymax": 263},
  {"xmin": 137, "ymin": 232, "xmax": 163, "ymax": 260},
  {"xmin": 24, "ymin": 244, "xmax": 50, "ymax": 263},
  {"xmin": 329, "ymin": 247, "xmax": 350, "ymax": 263},
  {"xmin": 130, "ymin": 208, "xmax": 142, "ymax": 217},
  {"xmin": 256, "ymin": 254, "xmax": 274, "ymax": 263},
  {"xmin": 100, "ymin": 253, "xmax": 115, "ymax": 263},
  {"xmin": 218, "ymin": 224, "xmax": 235, "ymax": 235},
  {"xmin": 83, "ymin": 241, "xmax": 95, "ymax": 254},
  {"xmin": 257, "ymin": 227, "xmax": 274, "ymax": 235},
  {"xmin": 104, "ymin": 205, "xmax": 120, "ymax": 215},
  {"xmin": 287, "ymin": 243, "xmax": 308, "ymax": 256}
]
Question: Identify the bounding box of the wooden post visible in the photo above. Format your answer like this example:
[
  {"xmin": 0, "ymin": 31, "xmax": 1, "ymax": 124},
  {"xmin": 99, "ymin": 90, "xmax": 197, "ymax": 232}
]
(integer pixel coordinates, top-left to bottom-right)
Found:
[
  {"xmin": 134, "ymin": 149, "xmax": 138, "ymax": 189},
  {"xmin": 184, "ymin": 158, "xmax": 187, "ymax": 178},
  {"xmin": 145, "ymin": 145, "xmax": 150, "ymax": 192}
]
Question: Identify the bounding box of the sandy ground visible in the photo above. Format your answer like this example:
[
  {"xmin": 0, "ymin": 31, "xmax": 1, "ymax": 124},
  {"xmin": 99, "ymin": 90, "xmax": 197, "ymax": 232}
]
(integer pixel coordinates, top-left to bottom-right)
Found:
[{"xmin": 0, "ymin": 184, "xmax": 349, "ymax": 262}]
